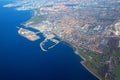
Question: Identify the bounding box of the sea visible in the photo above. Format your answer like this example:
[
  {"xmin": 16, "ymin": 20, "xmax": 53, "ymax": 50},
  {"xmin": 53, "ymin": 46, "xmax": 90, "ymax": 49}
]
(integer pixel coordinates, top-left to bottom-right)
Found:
[{"xmin": 0, "ymin": 1, "xmax": 98, "ymax": 80}]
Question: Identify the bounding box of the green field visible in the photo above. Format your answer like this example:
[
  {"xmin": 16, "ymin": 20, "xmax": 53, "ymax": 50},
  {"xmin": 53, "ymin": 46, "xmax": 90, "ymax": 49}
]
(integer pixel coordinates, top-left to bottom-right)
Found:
[
  {"xmin": 77, "ymin": 47, "xmax": 120, "ymax": 80},
  {"xmin": 28, "ymin": 15, "xmax": 47, "ymax": 24}
]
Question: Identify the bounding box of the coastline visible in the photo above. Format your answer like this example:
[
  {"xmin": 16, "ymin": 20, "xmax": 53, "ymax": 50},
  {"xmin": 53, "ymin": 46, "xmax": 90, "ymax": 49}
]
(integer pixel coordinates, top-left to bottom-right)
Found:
[
  {"xmin": 58, "ymin": 40, "xmax": 103, "ymax": 80},
  {"xmin": 75, "ymin": 50, "xmax": 102, "ymax": 80},
  {"xmin": 25, "ymin": 16, "xmax": 103, "ymax": 80},
  {"xmin": 19, "ymin": 7, "xmax": 103, "ymax": 80},
  {"xmin": 2, "ymin": 0, "xmax": 119, "ymax": 80},
  {"xmin": 57, "ymin": 40, "xmax": 103, "ymax": 80}
]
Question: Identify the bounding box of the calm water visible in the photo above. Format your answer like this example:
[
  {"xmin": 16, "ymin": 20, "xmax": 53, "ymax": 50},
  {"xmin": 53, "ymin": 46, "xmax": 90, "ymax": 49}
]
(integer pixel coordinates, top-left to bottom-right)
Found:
[{"xmin": 0, "ymin": 1, "xmax": 98, "ymax": 80}]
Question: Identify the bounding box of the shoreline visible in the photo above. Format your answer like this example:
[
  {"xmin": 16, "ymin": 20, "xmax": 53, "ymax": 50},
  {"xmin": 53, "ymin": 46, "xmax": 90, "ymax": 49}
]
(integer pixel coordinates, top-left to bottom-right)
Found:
[
  {"xmin": 20, "ymin": 7, "xmax": 103, "ymax": 80},
  {"xmin": 58, "ymin": 40, "xmax": 103, "ymax": 80},
  {"xmin": 75, "ymin": 50, "xmax": 102, "ymax": 80},
  {"xmin": 24, "ymin": 17, "xmax": 103, "ymax": 80}
]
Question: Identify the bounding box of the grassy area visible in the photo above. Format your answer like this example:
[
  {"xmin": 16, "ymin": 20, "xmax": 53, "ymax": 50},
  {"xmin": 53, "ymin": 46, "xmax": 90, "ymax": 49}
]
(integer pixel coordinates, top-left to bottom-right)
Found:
[
  {"xmin": 77, "ymin": 47, "xmax": 120, "ymax": 80},
  {"xmin": 114, "ymin": 65, "xmax": 120, "ymax": 80},
  {"xmin": 113, "ymin": 50, "xmax": 120, "ymax": 80},
  {"xmin": 77, "ymin": 48, "xmax": 104, "ymax": 67},
  {"xmin": 29, "ymin": 15, "xmax": 47, "ymax": 24},
  {"xmin": 77, "ymin": 48, "xmax": 105, "ymax": 79},
  {"xmin": 113, "ymin": 50, "xmax": 120, "ymax": 56}
]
